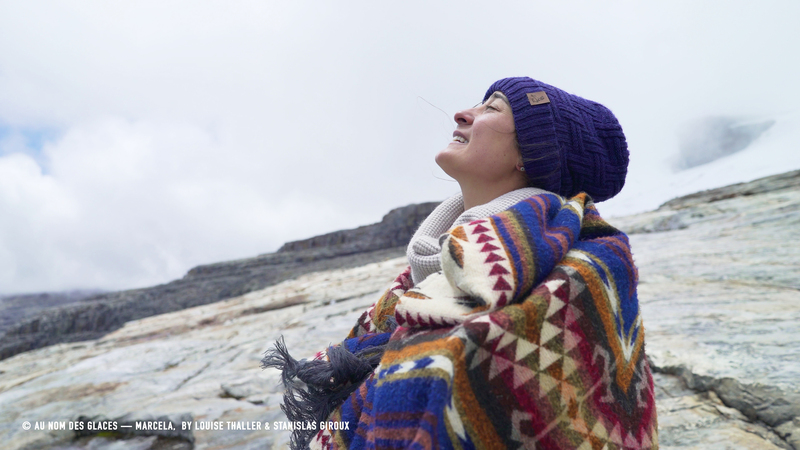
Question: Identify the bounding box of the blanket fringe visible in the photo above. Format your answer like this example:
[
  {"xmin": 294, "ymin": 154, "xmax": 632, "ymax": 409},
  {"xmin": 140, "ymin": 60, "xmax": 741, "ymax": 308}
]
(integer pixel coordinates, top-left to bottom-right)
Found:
[{"xmin": 261, "ymin": 336, "xmax": 384, "ymax": 449}]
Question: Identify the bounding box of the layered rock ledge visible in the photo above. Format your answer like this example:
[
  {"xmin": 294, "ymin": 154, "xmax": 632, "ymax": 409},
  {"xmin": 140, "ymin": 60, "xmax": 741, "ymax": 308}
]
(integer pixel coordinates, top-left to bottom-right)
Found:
[{"xmin": 0, "ymin": 202, "xmax": 439, "ymax": 362}]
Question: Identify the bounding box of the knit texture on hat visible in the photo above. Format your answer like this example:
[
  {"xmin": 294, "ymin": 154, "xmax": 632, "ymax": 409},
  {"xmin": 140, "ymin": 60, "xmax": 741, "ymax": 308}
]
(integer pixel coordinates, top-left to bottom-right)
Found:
[{"xmin": 484, "ymin": 77, "xmax": 629, "ymax": 202}]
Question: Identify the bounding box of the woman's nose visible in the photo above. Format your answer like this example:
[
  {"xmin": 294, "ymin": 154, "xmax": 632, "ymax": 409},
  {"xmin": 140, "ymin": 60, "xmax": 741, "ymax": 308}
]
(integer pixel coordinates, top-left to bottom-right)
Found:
[{"xmin": 454, "ymin": 109, "xmax": 474, "ymax": 126}]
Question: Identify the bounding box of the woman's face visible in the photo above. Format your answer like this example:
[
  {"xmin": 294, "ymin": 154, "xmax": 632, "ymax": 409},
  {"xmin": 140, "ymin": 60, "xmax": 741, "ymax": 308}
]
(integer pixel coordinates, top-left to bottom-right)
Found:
[{"xmin": 436, "ymin": 91, "xmax": 521, "ymax": 186}]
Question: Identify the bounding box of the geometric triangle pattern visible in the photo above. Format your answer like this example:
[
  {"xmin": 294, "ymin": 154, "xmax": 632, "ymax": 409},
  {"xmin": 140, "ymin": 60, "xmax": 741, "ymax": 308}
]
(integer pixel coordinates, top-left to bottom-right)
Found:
[
  {"xmin": 345, "ymin": 266, "xmax": 415, "ymax": 339},
  {"xmin": 442, "ymin": 218, "xmax": 517, "ymax": 309},
  {"xmin": 306, "ymin": 193, "xmax": 658, "ymax": 450}
]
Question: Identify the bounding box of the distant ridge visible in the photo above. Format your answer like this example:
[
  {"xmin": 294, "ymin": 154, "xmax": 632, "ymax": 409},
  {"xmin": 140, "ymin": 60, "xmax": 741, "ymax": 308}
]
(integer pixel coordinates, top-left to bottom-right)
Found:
[
  {"xmin": 0, "ymin": 202, "xmax": 439, "ymax": 361},
  {"xmin": 0, "ymin": 290, "xmax": 105, "ymax": 336},
  {"xmin": 659, "ymin": 168, "xmax": 800, "ymax": 210}
]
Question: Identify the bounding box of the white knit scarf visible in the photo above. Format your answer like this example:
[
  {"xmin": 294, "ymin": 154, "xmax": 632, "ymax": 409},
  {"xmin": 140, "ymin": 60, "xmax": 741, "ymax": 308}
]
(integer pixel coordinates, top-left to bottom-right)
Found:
[{"xmin": 406, "ymin": 187, "xmax": 548, "ymax": 285}]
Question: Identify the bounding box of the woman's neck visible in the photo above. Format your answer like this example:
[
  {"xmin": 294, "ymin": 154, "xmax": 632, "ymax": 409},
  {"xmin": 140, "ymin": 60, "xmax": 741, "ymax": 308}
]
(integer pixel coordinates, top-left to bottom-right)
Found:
[{"xmin": 459, "ymin": 178, "xmax": 528, "ymax": 211}]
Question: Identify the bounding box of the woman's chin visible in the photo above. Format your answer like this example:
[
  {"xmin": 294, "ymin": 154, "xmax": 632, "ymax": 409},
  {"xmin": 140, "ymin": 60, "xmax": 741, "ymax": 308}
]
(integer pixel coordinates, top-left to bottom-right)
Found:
[
  {"xmin": 444, "ymin": 140, "xmax": 467, "ymax": 150},
  {"xmin": 434, "ymin": 154, "xmax": 462, "ymax": 181},
  {"xmin": 436, "ymin": 143, "xmax": 465, "ymax": 160},
  {"xmin": 434, "ymin": 149, "xmax": 454, "ymax": 171}
]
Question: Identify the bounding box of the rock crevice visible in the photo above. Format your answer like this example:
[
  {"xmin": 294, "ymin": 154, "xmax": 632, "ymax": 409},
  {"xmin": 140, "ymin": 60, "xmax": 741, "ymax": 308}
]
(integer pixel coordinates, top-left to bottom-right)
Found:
[{"xmin": 652, "ymin": 363, "xmax": 800, "ymax": 449}]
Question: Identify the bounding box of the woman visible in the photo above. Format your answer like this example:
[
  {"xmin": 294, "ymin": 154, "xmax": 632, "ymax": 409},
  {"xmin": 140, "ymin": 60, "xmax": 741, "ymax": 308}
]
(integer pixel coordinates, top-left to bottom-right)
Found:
[{"xmin": 264, "ymin": 77, "xmax": 658, "ymax": 449}]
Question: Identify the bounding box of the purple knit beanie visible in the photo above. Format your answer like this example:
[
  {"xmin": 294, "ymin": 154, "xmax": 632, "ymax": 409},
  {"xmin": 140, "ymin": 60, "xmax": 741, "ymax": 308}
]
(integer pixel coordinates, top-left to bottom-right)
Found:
[{"xmin": 484, "ymin": 77, "xmax": 629, "ymax": 202}]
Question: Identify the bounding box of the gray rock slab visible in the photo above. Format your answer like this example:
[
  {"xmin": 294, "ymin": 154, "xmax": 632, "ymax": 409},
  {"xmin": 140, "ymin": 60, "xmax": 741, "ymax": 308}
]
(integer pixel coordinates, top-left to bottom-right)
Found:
[
  {"xmin": 654, "ymin": 373, "xmax": 789, "ymax": 449},
  {"xmin": 0, "ymin": 258, "xmax": 409, "ymax": 450}
]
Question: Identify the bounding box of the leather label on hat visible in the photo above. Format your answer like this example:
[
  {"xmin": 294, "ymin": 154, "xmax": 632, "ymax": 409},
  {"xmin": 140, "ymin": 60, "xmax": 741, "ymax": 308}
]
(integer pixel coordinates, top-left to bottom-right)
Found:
[{"xmin": 527, "ymin": 91, "xmax": 550, "ymax": 106}]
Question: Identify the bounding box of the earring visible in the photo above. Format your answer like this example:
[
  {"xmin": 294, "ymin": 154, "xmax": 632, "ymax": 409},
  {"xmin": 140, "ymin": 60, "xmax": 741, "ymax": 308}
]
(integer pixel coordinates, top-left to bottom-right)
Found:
[{"xmin": 517, "ymin": 165, "xmax": 525, "ymax": 172}]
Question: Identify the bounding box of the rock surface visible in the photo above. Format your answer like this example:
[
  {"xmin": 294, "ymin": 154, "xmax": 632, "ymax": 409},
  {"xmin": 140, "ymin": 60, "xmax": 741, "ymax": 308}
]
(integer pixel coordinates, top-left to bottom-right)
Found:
[
  {"xmin": 658, "ymin": 168, "xmax": 800, "ymax": 211},
  {"xmin": 0, "ymin": 258, "xmax": 410, "ymax": 450},
  {"xmin": 0, "ymin": 202, "xmax": 439, "ymax": 362},
  {"xmin": 1, "ymin": 171, "xmax": 798, "ymax": 449},
  {"xmin": 0, "ymin": 290, "xmax": 105, "ymax": 337}
]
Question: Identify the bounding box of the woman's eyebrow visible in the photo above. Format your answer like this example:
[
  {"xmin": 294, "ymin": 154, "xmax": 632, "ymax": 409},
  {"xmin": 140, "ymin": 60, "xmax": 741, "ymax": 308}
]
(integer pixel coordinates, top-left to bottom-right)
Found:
[
  {"xmin": 480, "ymin": 93, "xmax": 510, "ymax": 109},
  {"xmin": 489, "ymin": 92, "xmax": 511, "ymax": 106},
  {"xmin": 474, "ymin": 92, "xmax": 510, "ymax": 108}
]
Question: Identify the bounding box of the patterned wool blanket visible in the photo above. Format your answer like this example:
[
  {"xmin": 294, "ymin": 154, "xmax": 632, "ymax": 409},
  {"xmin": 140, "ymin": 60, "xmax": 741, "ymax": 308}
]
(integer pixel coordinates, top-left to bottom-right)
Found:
[{"xmin": 265, "ymin": 192, "xmax": 658, "ymax": 449}]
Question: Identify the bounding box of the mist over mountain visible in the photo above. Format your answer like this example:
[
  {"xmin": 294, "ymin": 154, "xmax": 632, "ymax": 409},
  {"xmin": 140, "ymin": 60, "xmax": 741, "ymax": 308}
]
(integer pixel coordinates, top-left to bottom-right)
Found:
[{"xmin": 675, "ymin": 116, "xmax": 775, "ymax": 170}]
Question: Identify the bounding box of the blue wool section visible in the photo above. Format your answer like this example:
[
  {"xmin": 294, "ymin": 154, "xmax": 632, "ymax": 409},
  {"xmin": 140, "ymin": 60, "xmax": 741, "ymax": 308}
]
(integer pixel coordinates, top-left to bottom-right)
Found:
[
  {"xmin": 504, "ymin": 198, "xmax": 544, "ymax": 292},
  {"xmin": 372, "ymin": 376, "xmax": 453, "ymax": 449},
  {"xmin": 341, "ymin": 375, "xmax": 375, "ymax": 448},
  {"xmin": 490, "ymin": 191, "xmax": 640, "ymax": 340},
  {"xmin": 496, "ymin": 193, "xmax": 584, "ymax": 297},
  {"xmin": 343, "ymin": 331, "xmax": 391, "ymax": 354},
  {"xmin": 413, "ymin": 356, "xmax": 434, "ymax": 370},
  {"xmin": 382, "ymin": 364, "xmax": 403, "ymax": 378},
  {"xmin": 574, "ymin": 237, "xmax": 639, "ymax": 337}
]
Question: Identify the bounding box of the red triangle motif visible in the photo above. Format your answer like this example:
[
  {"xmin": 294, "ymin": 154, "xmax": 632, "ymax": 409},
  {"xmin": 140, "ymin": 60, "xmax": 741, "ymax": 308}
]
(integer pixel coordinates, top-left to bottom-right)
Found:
[
  {"xmin": 472, "ymin": 224, "xmax": 490, "ymax": 234},
  {"xmin": 476, "ymin": 234, "xmax": 495, "ymax": 243},
  {"xmin": 480, "ymin": 243, "xmax": 500, "ymax": 252},
  {"xmin": 624, "ymin": 432, "xmax": 639, "ymax": 448},
  {"xmin": 405, "ymin": 312, "xmax": 417, "ymax": 327},
  {"xmin": 471, "ymin": 219, "xmax": 487, "ymax": 224},
  {"xmin": 489, "ymin": 263, "xmax": 509, "ymax": 276},
  {"xmin": 485, "ymin": 252, "xmax": 505, "ymax": 263},
  {"xmin": 496, "ymin": 292, "xmax": 509, "ymax": 307},
  {"xmin": 489, "ymin": 355, "xmax": 514, "ymax": 379},
  {"xmin": 493, "ymin": 276, "xmax": 512, "ymax": 291}
]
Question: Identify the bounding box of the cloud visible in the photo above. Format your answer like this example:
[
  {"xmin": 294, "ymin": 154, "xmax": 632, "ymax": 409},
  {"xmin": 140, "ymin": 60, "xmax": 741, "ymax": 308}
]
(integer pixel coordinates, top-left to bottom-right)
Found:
[
  {"xmin": 0, "ymin": 116, "xmax": 387, "ymax": 292},
  {"xmin": 0, "ymin": 1, "xmax": 798, "ymax": 293}
]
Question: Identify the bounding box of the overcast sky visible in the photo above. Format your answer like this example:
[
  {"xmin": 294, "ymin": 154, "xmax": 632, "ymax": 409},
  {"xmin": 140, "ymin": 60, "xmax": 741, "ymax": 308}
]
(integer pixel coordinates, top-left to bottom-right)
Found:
[{"xmin": 1, "ymin": 1, "xmax": 798, "ymax": 294}]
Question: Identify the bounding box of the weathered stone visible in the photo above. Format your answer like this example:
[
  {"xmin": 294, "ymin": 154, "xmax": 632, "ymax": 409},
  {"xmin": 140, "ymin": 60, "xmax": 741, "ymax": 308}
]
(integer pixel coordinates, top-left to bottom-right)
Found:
[
  {"xmin": 0, "ymin": 290, "xmax": 105, "ymax": 336},
  {"xmin": 776, "ymin": 418, "xmax": 800, "ymax": 450},
  {"xmin": 3, "ymin": 249, "xmax": 792, "ymax": 449},
  {"xmin": 654, "ymin": 373, "xmax": 789, "ymax": 449},
  {"xmin": 611, "ymin": 183, "xmax": 800, "ymax": 392},
  {"xmin": 657, "ymin": 168, "xmax": 800, "ymax": 210},
  {"xmin": 0, "ymin": 258, "xmax": 409, "ymax": 450},
  {"xmin": 654, "ymin": 365, "xmax": 800, "ymax": 431}
]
